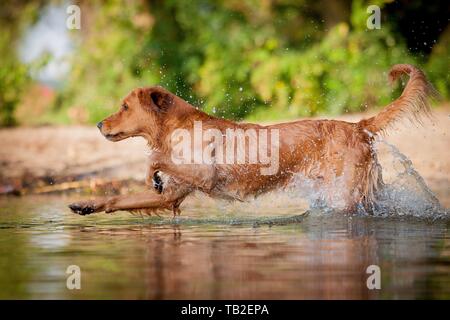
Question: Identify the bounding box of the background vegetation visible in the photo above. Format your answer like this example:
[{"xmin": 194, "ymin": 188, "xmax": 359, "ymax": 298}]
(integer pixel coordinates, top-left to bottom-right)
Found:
[{"xmin": 0, "ymin": 0, "xmax": 448, "ymax": 126}]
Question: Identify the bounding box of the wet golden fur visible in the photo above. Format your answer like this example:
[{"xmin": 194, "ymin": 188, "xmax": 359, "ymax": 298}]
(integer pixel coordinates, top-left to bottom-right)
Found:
[{"xmin": 69, "ymin": 64, "xmax": 434, "ymax": 216}]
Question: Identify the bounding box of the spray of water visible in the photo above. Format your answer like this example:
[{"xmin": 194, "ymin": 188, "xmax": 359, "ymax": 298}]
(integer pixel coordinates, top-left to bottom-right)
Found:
[
  {"xmin": 205, "ymin": 137, "xmax": 448, "ymax": 220},
  {"xmin": 369, "ymin": 138, "xmax": 448, "ymax": 219}
]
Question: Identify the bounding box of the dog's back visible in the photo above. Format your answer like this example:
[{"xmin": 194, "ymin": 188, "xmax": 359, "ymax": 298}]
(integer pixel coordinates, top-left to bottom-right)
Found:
[{"xmin": 208, "ymin": 64, "xmax": 435, "ymax": 211}]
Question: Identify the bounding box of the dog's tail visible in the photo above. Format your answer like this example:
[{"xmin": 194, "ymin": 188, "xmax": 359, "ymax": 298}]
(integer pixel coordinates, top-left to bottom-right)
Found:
[{"xmin": 359, "ymin": 64, "xmax": 437, "ymax": 135}]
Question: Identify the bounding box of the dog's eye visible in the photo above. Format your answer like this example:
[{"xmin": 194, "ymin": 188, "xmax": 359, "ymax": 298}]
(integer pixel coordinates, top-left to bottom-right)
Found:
[{"xmin": 122, "ymin": 103, "xmax": 128, "ymax": 110}]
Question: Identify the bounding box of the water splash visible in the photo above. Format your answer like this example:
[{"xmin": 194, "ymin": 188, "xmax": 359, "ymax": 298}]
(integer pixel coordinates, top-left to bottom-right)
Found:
[
  {"xmin": 370, "ymin": 138, "xmax": 448, "ymax": 219},
  {"xmin": 207, "ymin": 137, "xmax": 448, "ymax": 220}
]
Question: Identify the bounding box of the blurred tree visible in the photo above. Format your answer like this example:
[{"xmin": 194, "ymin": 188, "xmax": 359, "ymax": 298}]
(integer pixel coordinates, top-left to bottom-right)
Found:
[
  {"xmin": 426, "ymin": 26, "xmax": 450, "ymax": 98},
  {"xmin": 54, "ymin": 0, "xmax": 160, "ymax": 123},
  {"xmin": 11, "ymin": 0, "xmax": 448, "ymax": 125},
  {"xmin": 0, "ymin": 1, "xmax": 44, "ymax": 126}
]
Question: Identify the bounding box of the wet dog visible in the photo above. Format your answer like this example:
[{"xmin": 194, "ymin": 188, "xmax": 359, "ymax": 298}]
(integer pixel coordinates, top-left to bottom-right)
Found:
[{"xmin": 69, "ymin": 64, "xmax": 435, "ymax": 216}]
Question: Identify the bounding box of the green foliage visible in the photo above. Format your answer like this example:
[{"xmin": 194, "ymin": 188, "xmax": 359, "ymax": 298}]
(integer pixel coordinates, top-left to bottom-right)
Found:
[
  {"xmin": 426, "ymin": 28, "xmax": 450, "ymax": 98},
  {"xmin": 61, "ymin": 0, "xmax": 314, "ymax": 121},
  {"xmin": 0, "ymin": 2, "xmax": 41, "ymax": 126},
  {"xmin": 248, "ymin": 24, "xmax": 414, "ymax": 120},
  {"xmin": 57, "ymin": 1, "xmax": 160, "ymax": 123},
  {"xmin": 3, "ymin": 0, "xmax": 449, "ymax": 126},
  {"xmin": 0, "ymin": 34, "xmax": 29, "ymax": 126}
]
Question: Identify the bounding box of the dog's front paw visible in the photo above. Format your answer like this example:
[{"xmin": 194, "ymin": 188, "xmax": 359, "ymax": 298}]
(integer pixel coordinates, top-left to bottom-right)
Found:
[{"xmin": 69, "ymin": 201, "xmax": 100, "ymax": 215}]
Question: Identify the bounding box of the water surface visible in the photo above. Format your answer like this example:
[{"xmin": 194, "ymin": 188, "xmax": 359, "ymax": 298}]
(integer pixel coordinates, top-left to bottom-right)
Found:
[{"xmin": 0, "ymin": 195, "xmax": 448, "ymax": 299}]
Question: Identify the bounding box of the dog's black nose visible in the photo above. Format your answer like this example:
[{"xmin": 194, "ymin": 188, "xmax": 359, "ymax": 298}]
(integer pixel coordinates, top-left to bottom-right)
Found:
[{"xmin": 97, "ymin": 121, "xmax": 103, "ymax": 130}]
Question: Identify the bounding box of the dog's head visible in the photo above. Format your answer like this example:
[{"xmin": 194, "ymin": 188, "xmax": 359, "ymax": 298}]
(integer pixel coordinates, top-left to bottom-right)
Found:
[{"xmin": 97, "ymin": 86, "xmax": 177, "ymax": 145}]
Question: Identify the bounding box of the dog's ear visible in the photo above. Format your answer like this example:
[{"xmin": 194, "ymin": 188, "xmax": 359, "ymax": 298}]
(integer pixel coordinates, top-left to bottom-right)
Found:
[
  {"xmin": 150, "ymin": 89, "xmax": 173, "ymax": 112},
  {"xmin": 138, "ymin": 87, "xmax": 173, "ymax": 112}
]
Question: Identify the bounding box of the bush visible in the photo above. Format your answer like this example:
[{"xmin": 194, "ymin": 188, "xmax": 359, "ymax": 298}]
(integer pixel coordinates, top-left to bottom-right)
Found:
[
  {"xmin": 0, "ymin": 4, "xmax": 35, "ymax": 127},
  {"xmin": 52, "ymin": 0, "xmax": 448, "ymax": 123}
]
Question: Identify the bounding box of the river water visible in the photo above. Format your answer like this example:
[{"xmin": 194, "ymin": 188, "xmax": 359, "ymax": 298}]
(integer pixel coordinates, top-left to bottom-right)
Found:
[
  {"xmin": 1, "ymin": 138, "xmax": 449, "ymax": 299},
  {"xmin": 0, "ymin": 193, "xmax": 448, "ymax": 299}
]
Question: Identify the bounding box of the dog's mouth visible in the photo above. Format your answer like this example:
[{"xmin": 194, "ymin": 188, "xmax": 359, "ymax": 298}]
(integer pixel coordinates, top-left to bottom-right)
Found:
[{"xmin": 104, "ymin": 132, "xmax": 126, "ymax": 141}]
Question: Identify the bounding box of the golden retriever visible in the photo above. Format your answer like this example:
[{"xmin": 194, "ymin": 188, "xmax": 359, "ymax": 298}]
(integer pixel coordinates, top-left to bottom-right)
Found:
[{"xmin": 69, "ymin": 64, "xmax": 434, "ymax": 216}]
